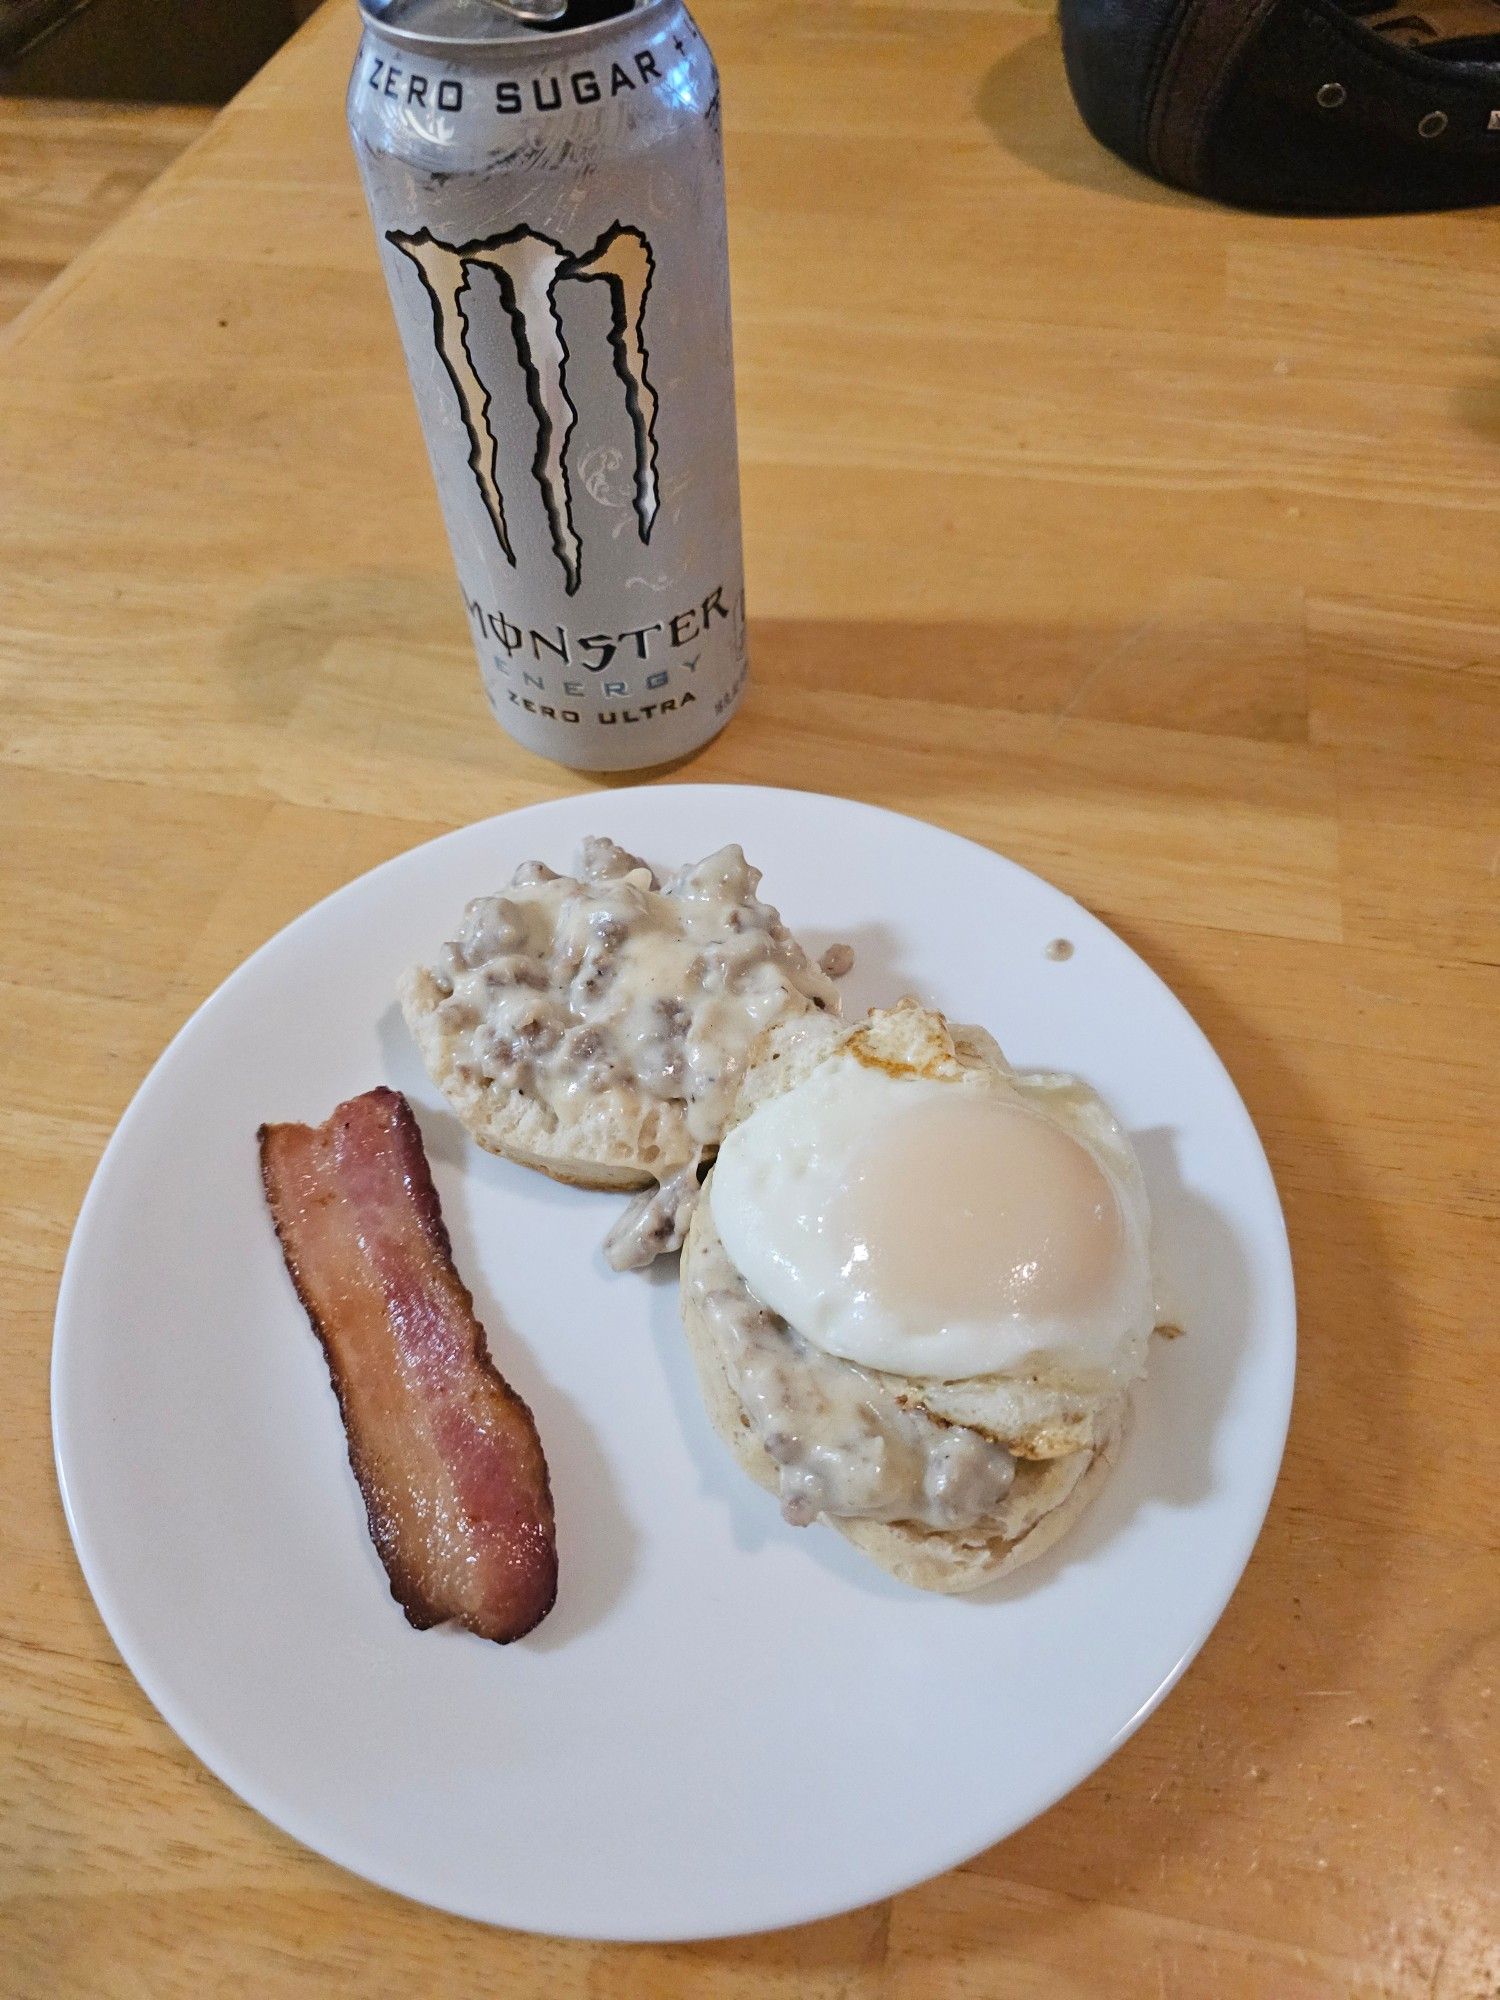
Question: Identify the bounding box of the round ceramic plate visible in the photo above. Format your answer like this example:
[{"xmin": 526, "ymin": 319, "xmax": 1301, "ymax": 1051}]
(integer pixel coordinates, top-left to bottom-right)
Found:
[{"xmin": 53, "ymin": 785, "xmax": 1294, "ymax": 1941}]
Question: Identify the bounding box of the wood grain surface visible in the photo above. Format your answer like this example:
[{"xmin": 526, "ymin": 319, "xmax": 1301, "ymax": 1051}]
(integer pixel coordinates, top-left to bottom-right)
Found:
[
  {"xmin": 2, "ymin": 2, "xmax": 1497, "ymax": 1993},
  {"xmin": 0, "ymin": 97, "xmax": 213, "ymax": 328}
]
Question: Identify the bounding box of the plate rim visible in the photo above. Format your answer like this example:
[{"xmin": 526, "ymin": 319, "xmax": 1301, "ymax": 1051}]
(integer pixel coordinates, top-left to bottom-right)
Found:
[{"xmin": 50, "ymin": 781, "xmax": 1297, "ymax": 1941}]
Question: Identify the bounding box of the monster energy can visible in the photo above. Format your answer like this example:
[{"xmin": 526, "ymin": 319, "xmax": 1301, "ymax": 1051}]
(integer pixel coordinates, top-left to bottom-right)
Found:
[{"xmin": 349, "ymin": 0, "xmax": 748, "ymax": 770}]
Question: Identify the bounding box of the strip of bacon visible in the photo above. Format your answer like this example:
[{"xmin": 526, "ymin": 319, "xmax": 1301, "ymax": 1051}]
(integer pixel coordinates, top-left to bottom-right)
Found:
[{"xmin": 259, "ymin": 1087, "xmax": 557, "ymax": 1643}]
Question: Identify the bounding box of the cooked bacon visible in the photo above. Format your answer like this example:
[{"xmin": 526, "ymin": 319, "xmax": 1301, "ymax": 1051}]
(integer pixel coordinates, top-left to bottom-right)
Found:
[{"xmin": 259, "ymin": 1087, "xmax": 556, "ymax": 1643}]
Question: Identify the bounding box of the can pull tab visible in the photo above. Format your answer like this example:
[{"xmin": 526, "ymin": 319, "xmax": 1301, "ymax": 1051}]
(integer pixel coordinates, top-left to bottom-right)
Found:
[{"xmin": 495, "ymin": 0, "xmax": 568, "ymax": 20}]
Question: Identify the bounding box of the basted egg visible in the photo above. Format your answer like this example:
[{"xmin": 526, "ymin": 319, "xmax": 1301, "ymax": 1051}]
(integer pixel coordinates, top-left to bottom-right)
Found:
[{"xmin": 708, "ymin": 1049, "xmax": 1154, "ymax": 1384}]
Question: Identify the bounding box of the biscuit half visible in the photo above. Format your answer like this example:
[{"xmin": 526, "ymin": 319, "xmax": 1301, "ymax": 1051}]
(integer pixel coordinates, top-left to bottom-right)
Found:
[{"xmin": 678, "ymin": 1000, "xmax": 1138, "ymax": 1592}]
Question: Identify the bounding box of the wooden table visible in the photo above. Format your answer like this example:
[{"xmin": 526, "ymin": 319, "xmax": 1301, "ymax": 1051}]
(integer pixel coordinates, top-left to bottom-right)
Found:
[{"xmin": 3, "ymin": 2, "xmax": 1497, "ymax": 1992}]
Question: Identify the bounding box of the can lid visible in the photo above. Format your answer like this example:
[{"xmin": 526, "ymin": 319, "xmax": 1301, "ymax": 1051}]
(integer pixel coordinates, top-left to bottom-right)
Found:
[{"xmin": 358, "ymin": 0, "xmax": 643, "ymax": 44}]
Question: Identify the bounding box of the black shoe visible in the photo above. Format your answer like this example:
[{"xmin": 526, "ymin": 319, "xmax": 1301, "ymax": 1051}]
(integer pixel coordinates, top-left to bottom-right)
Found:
[{"xmin": 1059, "ymin": 0, "xmax": 1500, "ymax": 212}]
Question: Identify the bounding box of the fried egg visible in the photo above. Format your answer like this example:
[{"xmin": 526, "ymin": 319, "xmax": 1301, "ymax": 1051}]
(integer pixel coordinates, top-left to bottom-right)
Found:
[{"xmin": 708, "ymin": 1046, "xmax": 1154, "ymax": 1385}]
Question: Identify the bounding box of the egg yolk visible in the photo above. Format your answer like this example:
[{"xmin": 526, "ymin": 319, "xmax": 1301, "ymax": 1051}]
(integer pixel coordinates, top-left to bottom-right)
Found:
[{"xmin": 828, "ymin": 1093, "xmax": 1126, "ymax": 1324}]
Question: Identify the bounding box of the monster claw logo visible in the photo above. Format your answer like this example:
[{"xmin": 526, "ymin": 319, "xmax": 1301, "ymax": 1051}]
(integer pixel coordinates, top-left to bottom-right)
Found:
[
  {"xmin": 388, "ymin": 221, "xmax": 658, "ymax": 595},
  {"xmin": 564, "ymin": 224, "xmax": 659, "ymax": 546}
]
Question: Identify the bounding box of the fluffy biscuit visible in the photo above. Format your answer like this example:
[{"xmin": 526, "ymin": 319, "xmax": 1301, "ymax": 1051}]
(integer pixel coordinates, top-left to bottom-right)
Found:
[
  {"xmin": 402, "ymin": 962, "xmax": 680, "ymax": 1190},
  {"xmin": 400, "ymin": 842, "xmax": 841, "ymax": 1192}
]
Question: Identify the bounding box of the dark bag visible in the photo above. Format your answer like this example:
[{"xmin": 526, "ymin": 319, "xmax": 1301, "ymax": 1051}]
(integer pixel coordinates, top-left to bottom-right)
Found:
[{"xmin": 1059, "ymin": 0, "xmax": 1500, "ymax": 211}]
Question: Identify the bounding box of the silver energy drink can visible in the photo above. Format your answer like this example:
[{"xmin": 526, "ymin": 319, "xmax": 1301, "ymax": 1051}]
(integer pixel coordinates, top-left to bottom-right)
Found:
[{"xmin": 348, "ymin": 0, "xmax": 747, "ymax": 771}]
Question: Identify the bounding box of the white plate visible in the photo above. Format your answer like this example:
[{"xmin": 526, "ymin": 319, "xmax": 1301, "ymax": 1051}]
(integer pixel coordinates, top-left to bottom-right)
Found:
[{"xmin": 53, "ymin": 785, "xmax": 1294, "ymax": 1941}]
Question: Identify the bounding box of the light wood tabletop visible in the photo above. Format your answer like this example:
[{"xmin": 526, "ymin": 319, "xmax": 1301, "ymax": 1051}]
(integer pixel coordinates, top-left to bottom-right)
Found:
[{"xmin": 3, "ymin": 1, "xmax": 1497, "ymax": 1992}]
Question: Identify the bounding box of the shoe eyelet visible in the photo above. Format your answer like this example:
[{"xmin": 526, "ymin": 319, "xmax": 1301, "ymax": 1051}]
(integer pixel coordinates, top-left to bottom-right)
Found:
[
  {"xmin": 1418, "ymin": 110, "xmax": 1448, "ymax": 138},
  {"xmin": 1316, "ymin": 81, "xmax": 1346, "ymax": 110}
]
